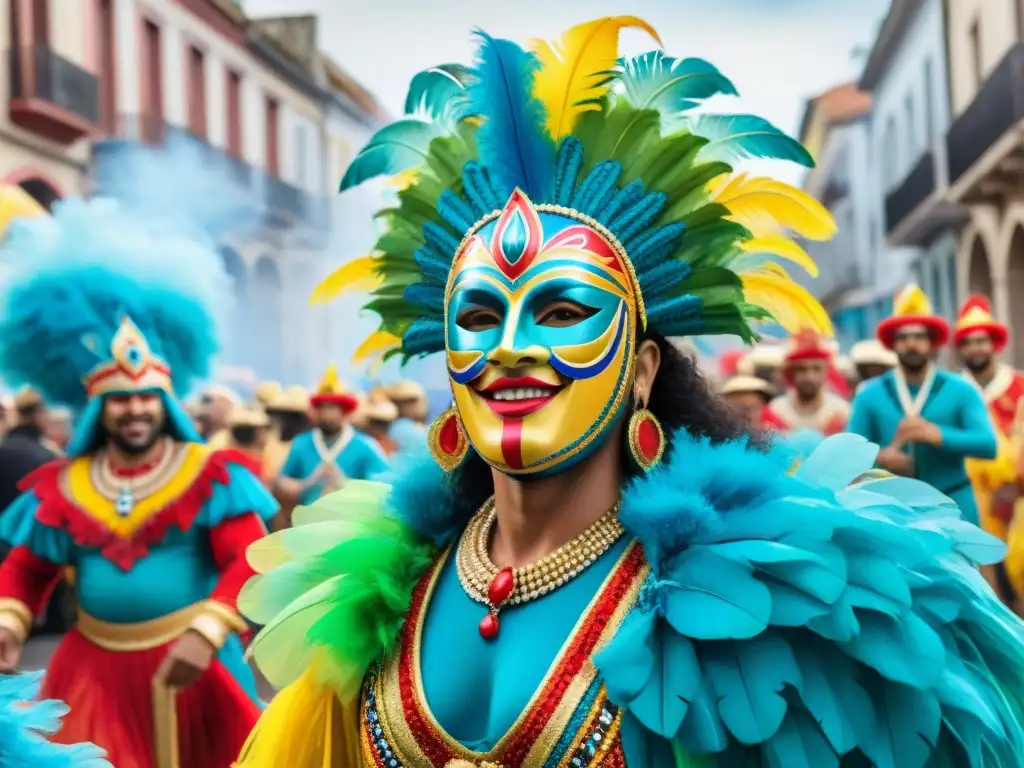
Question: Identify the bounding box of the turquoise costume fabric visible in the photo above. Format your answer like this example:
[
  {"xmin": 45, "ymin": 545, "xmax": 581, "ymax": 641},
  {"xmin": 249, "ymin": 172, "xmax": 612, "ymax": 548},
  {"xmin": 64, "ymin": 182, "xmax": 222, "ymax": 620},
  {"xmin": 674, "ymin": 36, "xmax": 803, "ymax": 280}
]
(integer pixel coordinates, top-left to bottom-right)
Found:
[
  {"xmin": 279, "ymin": 428, "xmax": 390, "ymax": 505},
  {"xmin": 0, "ymin": 671, "xmax": 110, "ymax": 767},
  {"xmin": 0, "ymin": 461, "xmax": 276, "ymax": 705},
  {"xmin": 847, "ymin": 368, "xmax": 996, "ymax": 524}
]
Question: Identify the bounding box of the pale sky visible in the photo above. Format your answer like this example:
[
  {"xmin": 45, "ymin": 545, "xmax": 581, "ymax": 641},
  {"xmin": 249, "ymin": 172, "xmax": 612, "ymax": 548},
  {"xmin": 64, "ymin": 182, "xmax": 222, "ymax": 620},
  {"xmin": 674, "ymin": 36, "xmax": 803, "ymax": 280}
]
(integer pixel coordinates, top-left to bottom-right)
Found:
[{"xmin": 244, "ymin": 0, "xmax": 891, "ymax": 184}]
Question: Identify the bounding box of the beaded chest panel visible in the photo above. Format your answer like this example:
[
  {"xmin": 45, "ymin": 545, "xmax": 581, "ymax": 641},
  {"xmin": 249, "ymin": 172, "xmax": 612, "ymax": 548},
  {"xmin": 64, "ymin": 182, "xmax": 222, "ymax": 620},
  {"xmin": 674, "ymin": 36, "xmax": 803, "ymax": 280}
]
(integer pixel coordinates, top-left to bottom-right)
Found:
[{"xmin": 359, "ymin": 541, "xmax": 648, "ymax": 767}]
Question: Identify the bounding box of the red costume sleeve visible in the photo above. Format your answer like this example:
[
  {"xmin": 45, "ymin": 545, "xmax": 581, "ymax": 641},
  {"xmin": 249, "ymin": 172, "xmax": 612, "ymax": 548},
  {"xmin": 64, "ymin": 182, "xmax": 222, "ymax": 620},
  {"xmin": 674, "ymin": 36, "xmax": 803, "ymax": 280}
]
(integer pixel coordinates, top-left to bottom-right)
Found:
[
  {"xmin": 0, "ymin": 545, "xmax": 63, "ymax": 616},
  {"xmin": 206, "ymin": 512, "xmax": 266, "ymax": 613}
]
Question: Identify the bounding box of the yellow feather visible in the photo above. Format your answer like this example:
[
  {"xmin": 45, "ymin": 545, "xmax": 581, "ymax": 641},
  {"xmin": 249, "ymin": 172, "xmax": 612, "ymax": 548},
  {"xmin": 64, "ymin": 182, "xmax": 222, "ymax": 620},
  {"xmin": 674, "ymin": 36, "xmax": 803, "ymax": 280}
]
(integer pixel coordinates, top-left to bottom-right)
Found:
[
  {"xmin": 713, "ymin": 174, "xmax": 837, "ymax": 241},
  {"xmin": 385, "ymin": 168, "xmax": 419, "ymax": 190},
  {"xmin": 351, "ymin": 331, "xmax": 402, "ymax": 363},
  {"xmin": 741, "ymin": 268, "xmax": 835, "ymax": 336},
  {"xmin": 531, "ymin": 17, "xmax": 662, "ymax": 141},
  {"xmin": 309, "ymin": 256, "xmax": 382, "ymax": 305},
  {"xmin": 740, "ymin": 234, "xmax": 819, "ymax": 278}
]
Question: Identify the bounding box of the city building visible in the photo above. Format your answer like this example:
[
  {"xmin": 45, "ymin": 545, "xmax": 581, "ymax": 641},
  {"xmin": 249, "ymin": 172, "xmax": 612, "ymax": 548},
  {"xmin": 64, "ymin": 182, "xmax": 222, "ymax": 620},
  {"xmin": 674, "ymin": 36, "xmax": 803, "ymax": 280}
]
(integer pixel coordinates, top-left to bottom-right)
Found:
[
  {"xmin": 89, "ymin": 0, "xmax": 383, "ymax": 384},
  {"xmin": 945, "ymin": 0, "xmax": 1024, "ymax": 362},
  {"xmin": 861, "ymin": 0, "xmax": 962, "ymax": 327},
  {"xmin": 0, "ymin": 0, "xmax": 102, "ymax": 205},
  {"xmin": 797, "ymin": 83, "xmax": 883, "ymax": 350}
]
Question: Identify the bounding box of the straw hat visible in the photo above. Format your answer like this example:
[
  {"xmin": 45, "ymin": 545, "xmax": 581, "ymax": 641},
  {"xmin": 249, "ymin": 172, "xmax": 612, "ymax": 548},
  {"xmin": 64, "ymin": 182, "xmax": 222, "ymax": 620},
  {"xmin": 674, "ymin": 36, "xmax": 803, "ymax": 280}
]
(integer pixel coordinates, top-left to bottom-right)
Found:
[
  {"xmin": 267, "ymin": 385, "xmax": 311, "ymax": 413},
  {"xmin": 849, "ymin": 339, "xmax": 898, "ymax": 368},
  {"xmin": 254, "ymin": 380, "xmax": 283, "ymax": 408},
  {"xmin": 13, "ymin": 386, "xmax": 42, "ymax": 410},
  {"xmin": 720, "ymin": 375, "xmax": 775, "ymax": 398},
  {"xmin": 384, "ymin": 380, "xmax": 426, "ymax": 402},
  {"xmin": 229, "ymin": 405, "xmax": 271, "ymax": 428}
]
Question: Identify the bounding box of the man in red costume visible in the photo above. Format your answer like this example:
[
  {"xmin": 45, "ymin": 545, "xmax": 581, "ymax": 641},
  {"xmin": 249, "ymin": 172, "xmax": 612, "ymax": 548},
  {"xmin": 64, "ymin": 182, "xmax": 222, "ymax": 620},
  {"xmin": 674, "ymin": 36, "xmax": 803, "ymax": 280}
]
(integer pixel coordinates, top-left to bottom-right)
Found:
[
  {"xmin": 763, "ymin": 330, "xmax": 850, "ymax": 435},
  {"xmin": 955, "ymin": 295, "xmax": 1024, "ymax": 550},
  {"xmin": 0, "ymin": 200, "xmax": 278, "ymax": 768}
]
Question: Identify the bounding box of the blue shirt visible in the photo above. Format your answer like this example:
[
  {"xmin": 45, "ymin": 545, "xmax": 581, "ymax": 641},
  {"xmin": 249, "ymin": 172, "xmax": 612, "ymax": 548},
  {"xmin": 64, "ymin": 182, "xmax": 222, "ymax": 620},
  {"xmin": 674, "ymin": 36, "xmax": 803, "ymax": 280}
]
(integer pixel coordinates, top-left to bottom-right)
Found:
[
  {"xmin": 847, "ymin": 368, "xmax": 997, "ymax": 523},
  {"xmin": 280, "ymin": 427, "xmax": 390, "ymax": 505}
]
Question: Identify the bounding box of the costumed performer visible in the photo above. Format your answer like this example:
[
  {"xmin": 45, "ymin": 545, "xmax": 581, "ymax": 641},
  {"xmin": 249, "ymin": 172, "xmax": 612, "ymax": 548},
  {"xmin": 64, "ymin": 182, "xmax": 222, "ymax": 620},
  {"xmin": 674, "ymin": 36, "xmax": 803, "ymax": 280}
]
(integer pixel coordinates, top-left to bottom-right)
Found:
[
  {"xmin": 719, "ymin": 374, "xmax": 776, "ymax": 431},
  {"xmin": 227, "ymin": 405, "xmax": 272, "ymax": 482},
  {"xmin": 352, "ymin": 389, "xmax": 400, "ymax": 457},
  {"xmin": 235, "ymin": 18, "xmax": 1024, "ymax": 767},
  {"xmin": 262, "ymin": 384, "xmax": 311, "ymax": 486},
  {"xmin": 848, "ymin": 284, "xmax": 996, "ymax": 525},
  {"xmin": 0, "ymin": 199, "xmax": 278, "ymax": 768},
  {"xmin": 849, "ymin": 338, "xmax": 896, "ymax": 390},
  {"xmin": 274, "ymin": 365, "xmax": 389, "ymax": 508},
  {"xmin": 763, "ymin": 329, "xmax": 849, "ymax": 435}
]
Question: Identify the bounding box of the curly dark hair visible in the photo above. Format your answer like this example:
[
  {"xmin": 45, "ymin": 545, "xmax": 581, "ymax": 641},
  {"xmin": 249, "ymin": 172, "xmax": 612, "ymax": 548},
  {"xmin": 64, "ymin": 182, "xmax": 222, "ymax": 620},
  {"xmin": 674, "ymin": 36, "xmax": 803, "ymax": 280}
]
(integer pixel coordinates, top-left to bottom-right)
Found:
[{"xmin": 445, "ymin": 331, "xmax": 760, "ymax": 519}]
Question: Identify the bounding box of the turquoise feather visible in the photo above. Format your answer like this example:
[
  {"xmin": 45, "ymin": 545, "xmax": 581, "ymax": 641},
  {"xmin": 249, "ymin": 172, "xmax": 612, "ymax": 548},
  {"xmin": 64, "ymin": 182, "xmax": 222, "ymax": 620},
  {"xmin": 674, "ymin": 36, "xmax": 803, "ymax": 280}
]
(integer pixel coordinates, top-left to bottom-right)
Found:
[
  {"xmin": 619, "ymin": 51, "xmax": 737, "ymax": 119},
  {"xmin": 466, "ymin": 32, "xmax": 554, "ymax": 199},
  {"xmin": 596, "ymin": 431, "xmax": 1024, "ymax": 765},
  {"xmin": 687, "ymin": 114, "xmax": 814, "ymax": 167},
  {"xmin": 339, "ymin": 119, "xmax": 444, "ymax": 191},
  {"xmin": 403, "ymin": 63, "xmax": 473, "ymax": 125}
]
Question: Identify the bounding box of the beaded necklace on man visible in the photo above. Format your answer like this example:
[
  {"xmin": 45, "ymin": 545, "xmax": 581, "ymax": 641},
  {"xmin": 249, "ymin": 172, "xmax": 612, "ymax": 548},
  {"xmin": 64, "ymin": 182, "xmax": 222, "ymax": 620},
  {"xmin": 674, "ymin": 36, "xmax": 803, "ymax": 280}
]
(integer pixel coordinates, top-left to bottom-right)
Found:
[{"xmin": 455, "ymin": 497, "xmax": 624, "ymax": 639}]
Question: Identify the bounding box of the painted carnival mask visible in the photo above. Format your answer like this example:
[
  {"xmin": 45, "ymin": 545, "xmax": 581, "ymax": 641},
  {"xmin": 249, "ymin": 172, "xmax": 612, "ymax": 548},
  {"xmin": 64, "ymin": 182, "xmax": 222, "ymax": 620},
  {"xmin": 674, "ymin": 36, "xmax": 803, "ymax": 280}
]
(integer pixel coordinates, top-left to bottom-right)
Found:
[{"xmin": 445, "ymin": 190, "xmax": 640, "ymax": 476}]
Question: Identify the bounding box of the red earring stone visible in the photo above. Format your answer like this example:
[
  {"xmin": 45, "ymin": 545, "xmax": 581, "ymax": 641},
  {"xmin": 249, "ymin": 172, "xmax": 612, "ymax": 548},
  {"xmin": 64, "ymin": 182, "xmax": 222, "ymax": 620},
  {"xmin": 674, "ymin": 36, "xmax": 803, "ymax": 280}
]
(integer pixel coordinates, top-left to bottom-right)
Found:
[
  {"xmin": 427, "ymin": 405, "xmax": 468, "ymax": 471},
  {"xmin": 627, "ymin": 408, "xmax": 665, "ymax": 471}
]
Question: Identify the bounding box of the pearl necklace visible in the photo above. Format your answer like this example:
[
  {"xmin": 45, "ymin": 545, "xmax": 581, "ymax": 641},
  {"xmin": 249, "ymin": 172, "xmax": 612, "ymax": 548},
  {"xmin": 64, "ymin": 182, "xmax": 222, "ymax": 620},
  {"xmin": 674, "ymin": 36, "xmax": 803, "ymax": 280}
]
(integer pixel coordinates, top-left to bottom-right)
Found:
[{"xmin": 455, "ymin": 497, "xmax": 624, "ymax": 640}]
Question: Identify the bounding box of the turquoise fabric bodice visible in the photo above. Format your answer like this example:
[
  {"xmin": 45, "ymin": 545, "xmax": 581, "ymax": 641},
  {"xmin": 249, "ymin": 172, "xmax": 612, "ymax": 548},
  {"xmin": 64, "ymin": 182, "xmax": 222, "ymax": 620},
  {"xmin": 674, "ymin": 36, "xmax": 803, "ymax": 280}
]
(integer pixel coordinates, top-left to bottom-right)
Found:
[
  {"xmin": 419, "ymin": 536, "xmax": 629, "ymax": 752},
  {"xmin": 848, "ymin": 369, "xmax": 996, "ymax": 524},
  {"xmin": 280, "ymin": 429, "xmax": 390, "ymax": 505}
]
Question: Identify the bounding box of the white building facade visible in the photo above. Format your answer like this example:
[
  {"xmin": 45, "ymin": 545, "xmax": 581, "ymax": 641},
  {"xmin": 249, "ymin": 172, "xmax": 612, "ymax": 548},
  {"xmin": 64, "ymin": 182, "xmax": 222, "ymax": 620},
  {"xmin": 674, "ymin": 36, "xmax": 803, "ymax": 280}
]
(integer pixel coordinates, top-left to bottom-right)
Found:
[{"xmin": 860, "ymin": 0, "xmax": 962, "ymax": 326}]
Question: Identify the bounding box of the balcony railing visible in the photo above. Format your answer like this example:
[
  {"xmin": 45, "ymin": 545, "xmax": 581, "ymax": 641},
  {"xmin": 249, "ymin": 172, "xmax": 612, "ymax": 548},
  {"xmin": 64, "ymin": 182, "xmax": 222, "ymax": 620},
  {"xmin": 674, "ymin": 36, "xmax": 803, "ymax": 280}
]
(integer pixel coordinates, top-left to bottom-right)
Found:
[
  {"xmin": 946, "ymin": 42, "xmax": 1024, "ymax": 184},
  {"xmin": 8, "ymin": 45, "xmax": 99, "ymax": 142},
  {"xmin": 92, "ymin": 115, "xmax": 319, "ymax": 226},
  {"xmin": 885, "ymin": 150, "xmax": 936, "ymax": 234}
]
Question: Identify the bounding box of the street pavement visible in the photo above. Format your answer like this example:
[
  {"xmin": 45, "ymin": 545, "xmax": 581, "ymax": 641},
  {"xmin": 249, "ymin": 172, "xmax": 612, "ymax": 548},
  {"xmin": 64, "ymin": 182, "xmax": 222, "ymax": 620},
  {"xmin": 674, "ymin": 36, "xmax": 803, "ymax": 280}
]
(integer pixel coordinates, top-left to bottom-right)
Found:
[{"xmin": 22, "ymin": 634, "xmax": 278, "ymax": 701}]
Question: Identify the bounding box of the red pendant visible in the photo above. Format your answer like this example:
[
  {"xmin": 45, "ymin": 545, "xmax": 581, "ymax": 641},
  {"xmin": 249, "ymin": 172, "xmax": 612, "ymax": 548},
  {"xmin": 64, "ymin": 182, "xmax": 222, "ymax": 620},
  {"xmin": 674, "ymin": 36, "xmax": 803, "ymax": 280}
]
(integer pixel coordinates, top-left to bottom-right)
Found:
[
  {"xmin": 438, "ymin": 412, "xmax": 461, "ymax": 455},
  {"xmin": 636, "ymin": 416, "xmax": 661, "ymax": 462},
  {"xmin": 479, "ymin": 612, "xmax": 500, "ymax": 639},
  {"xmin": 488, "ymin": 567, "xmax": 515, "ymax": 606}
]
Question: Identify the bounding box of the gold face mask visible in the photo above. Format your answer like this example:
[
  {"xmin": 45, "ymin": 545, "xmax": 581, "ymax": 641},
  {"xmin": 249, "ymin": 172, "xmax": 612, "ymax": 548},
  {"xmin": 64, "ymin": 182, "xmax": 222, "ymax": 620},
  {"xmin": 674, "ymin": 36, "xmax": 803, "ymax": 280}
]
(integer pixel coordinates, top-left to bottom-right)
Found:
[{"xmin": 445, "ymin": 190, "xmax": 640, "ymax": 476}]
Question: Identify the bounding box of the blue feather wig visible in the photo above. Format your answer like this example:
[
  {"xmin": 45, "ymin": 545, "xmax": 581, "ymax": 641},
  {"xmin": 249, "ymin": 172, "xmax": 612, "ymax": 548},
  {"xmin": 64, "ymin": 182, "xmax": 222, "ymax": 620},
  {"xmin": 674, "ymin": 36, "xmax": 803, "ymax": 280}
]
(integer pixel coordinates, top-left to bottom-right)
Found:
[{"xmin": 0, "ymin": 197, "xmax": 232, "ymax": 454}]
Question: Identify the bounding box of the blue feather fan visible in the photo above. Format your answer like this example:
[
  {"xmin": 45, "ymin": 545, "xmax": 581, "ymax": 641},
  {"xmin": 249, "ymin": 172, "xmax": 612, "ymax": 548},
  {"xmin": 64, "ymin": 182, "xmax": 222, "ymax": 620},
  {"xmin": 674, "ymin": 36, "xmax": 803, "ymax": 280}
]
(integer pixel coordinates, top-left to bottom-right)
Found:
[{"xmin": 467, "ymin": 32, "xmax": 555, "ymax": 200}]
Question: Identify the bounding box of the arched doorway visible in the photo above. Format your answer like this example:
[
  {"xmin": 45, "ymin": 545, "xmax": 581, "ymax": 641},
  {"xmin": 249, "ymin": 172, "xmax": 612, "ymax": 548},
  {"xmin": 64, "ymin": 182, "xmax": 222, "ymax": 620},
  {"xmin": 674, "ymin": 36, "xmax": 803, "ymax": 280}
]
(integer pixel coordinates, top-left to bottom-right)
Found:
[
  {"xmin": 1008, "ymin": 227, "xmax": 1024, "ymax": 364},
  {"xmin": 967, "ymin": 235, "xmax": 994, "ymax": 298},
  {"xmin": 17, "ymin": 177, "xmax": 61, "ymax": 211},
  {"xmin": 250, "ymin": 256, "xmax": 283, "ymax": 380},
  {"xmin": 218, "ymin": 246, "xmax": 248, "ymax": 368}
]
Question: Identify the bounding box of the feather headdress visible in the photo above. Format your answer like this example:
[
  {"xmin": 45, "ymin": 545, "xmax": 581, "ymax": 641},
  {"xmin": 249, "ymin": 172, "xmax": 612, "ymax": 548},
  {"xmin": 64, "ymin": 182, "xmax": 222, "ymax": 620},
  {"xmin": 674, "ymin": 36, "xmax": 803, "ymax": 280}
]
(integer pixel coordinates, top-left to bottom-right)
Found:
[
  {"xmin": 0, "ymin": 198, "xmax": 230, "ymax": 411},
  {"xmin": 317, "ymin": 17, "xmax": 835, "ymax": 364}
]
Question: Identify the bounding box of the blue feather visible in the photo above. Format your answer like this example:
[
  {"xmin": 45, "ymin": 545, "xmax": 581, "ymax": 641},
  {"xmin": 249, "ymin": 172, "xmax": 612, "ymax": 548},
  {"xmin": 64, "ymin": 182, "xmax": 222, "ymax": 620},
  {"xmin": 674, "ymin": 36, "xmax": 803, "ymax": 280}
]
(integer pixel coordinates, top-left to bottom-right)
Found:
[
  {"xmin": 0, "ymin": 199, "xmax": 226, "ymax": 408},
  {"xmin": 620, "ymin": 51, "xmax": 738, "ymax": 118},
  {"xmin": 687, "ymin": 114, "xmax": 814, "ymax": 167},
  {"xmin": 764, "ymin": 708, "xmax": 839, "ymax": 768},
  {"xmin": 340, "ymin": 119, "xmax": 445, "ymax": 191},
  {"xmin": 403, "ymin": 63, "xmax": 473, "ymax": 125},
  {"xmin": 467, "ymin": 32, "xmax": 555, "ymax": 199}
]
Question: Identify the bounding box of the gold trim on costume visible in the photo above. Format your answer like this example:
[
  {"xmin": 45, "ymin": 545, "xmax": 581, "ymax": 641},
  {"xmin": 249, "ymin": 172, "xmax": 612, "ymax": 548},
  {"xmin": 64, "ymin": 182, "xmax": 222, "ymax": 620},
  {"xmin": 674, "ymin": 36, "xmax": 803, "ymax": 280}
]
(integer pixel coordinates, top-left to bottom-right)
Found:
[
  {"xmin": 62, "ymin": 442, "xmax": 211, "ymax": 538},
  {"xmin": 152, "ymin": 675, "xmax": 180, "ymax": 768},
  {"xmin": 373, "ymin": 541, "xmax": 648, "ymax": 765},
  {"xmin": 0, "ymin": 599, "xmax": 32, "ymax": 643},
  {"xmin": 76, "ymin": 600, "xmax": 244, "ymax": 652}
]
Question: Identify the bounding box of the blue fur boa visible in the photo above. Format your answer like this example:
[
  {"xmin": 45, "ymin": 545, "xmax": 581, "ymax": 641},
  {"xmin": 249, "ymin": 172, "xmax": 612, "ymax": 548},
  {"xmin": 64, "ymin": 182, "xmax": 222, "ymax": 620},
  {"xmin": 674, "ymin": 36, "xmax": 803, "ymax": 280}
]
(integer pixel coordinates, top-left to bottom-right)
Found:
[{"xmin": 384, "ymin": 430, "xmax": 1024, "ymax": 767}]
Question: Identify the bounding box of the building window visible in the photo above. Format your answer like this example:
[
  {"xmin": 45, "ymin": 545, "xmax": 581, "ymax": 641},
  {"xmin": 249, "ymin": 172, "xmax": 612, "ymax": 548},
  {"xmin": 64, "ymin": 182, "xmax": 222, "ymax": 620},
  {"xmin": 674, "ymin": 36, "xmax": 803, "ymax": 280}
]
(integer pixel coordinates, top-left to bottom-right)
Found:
[
  {"xmin": 922, "ymin": 58, "xmax": 934, "ymax": 145},
  {"xmin": 295, "ymin": 125, "xmax": 307, "ymax": 186},
  {"xmin": 969, "ymin": 18, "xmax": 983, "ymax": 92},
  {"xmin": 1015, "ymin": 0, "xmax": 1024, "ymax": 43},
  {"xmin": 265, "ymin": 96, "xmax": 280, "ymax": 177},
  {"xmin": 31, "ymin": 0, "xmax": 48, "ymax": 43},
  {"xmin": 97, "ymin": 0, "xmax": 116, "ymax": 132},
  {"xmin": 883, "ymin": 117, "xmax": 898, "ymax": 190},
  {"xmin": 226, "ymin": 70, "xmax": 242, "ymax": 158},
  {"xmin": 186, "ymin": 45, "xmax": 206, "ymax": 138},
  {"xmin": 140, "ymin": 19, "xmax": 163, "ymax": 143},
  {"xmin": 946, "ymin": 250, "xmax": 958, "ymax": 309}
]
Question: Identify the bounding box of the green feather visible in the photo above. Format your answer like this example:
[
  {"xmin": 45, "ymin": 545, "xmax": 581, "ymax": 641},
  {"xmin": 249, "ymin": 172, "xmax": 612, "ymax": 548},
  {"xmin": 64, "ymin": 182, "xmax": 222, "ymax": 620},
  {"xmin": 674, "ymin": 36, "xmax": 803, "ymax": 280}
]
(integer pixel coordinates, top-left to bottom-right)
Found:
[
  {"xmin": 403, "ymin": 64, "xmax": 473, "ymax": 126},
  {"xmin": 686, "ymin": 114, "xmax": 814, "ymax": 167},
  {"xmin": 620, "ymin": 51, "xmax": 738, "ymax": 119},
  {"xmin": 340, "ymin": 119, "xmax": 446, "ymax": 191}
]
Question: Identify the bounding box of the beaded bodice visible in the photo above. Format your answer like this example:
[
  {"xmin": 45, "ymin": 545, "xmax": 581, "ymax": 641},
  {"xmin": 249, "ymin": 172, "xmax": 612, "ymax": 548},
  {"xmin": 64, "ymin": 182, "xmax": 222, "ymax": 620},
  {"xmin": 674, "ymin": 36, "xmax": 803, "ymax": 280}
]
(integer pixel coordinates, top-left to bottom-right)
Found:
[{"xmin": 358, "ymin": 541, "xmax": 649, "ymax": 767}]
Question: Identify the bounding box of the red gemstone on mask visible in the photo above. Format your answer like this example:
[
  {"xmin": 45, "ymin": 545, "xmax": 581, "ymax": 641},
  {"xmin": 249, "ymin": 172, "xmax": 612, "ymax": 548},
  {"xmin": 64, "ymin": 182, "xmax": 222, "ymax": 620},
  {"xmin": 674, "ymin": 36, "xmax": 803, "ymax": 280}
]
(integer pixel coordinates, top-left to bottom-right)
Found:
[
  {"xmin": 479, "ymin": 612, "xmax": 499, "ymax": 639},
  {"xmin": 438, "ymin": 413, "xmax": 461, "ymax": 455},
  {"xmin": 488, "ymin": 567, "xmax": 515, "ymax": 606},
  {"xmin": 637, "ymin": 417, "xmax": 661, "ymax": 461}
]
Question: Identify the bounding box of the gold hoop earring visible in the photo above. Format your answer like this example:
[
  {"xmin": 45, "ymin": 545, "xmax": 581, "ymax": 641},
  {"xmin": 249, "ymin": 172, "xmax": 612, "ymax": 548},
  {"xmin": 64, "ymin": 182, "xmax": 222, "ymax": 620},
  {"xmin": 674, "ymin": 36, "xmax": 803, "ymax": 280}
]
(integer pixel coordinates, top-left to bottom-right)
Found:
[{"xmin": 626, "ymin": 404, "xmax": 665, "ymax": 472}]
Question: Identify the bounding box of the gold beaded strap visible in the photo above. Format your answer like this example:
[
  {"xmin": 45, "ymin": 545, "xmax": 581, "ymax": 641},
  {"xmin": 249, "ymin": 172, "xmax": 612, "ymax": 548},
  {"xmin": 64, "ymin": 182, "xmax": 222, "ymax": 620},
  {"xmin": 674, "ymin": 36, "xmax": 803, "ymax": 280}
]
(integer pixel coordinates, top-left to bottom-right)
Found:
[{"xmin": 455, "ymin": 498, "xmax": 624, "ymax": 638}]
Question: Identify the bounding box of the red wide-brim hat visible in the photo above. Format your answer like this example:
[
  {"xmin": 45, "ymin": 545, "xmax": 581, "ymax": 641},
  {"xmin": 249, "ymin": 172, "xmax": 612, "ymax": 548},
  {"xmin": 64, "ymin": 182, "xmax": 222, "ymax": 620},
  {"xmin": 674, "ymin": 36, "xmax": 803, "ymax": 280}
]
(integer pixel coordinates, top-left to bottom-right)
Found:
[
  {"xmin": 309, "ymin": 392, "xmax": 359, "ymax": 413},
  {"xmin": 953, "ymin": 321, "xmax": 1009, "ymax": 353},
  {"xmin": 877, "ymin": 315, "xmax": 951, "ymax": 350}
]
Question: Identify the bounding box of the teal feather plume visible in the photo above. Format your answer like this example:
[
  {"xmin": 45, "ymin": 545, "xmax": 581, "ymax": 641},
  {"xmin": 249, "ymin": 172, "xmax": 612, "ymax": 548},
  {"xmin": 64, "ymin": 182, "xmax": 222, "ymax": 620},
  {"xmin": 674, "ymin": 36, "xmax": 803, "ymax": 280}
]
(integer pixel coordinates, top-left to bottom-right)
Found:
[
  {"xmin": 687, "ymin": 114, "xmax": 814, "ymax": 167},
  {"xmin": 467, "ymin": 31, "xmax": 554, "ymax": 198},
  {"xmin": 619, "ymin": 51, "xmax": 738, "ymax": 118},
  {"xmin": 339, "ymin": 120, "xmax": 445, "ymax": 191},
  {"xmin": 403, "ymin": 63, "xmax": 473, "ymax": 126}
]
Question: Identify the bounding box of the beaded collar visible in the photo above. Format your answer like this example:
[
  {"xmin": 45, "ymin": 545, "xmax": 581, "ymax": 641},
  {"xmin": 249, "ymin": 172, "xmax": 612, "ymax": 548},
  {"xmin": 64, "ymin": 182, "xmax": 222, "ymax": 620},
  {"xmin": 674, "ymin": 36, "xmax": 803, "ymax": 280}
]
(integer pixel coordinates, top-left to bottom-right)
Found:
[{"xmin": 359, "ymin": 541, "xmax": 648, "ymax": 767}]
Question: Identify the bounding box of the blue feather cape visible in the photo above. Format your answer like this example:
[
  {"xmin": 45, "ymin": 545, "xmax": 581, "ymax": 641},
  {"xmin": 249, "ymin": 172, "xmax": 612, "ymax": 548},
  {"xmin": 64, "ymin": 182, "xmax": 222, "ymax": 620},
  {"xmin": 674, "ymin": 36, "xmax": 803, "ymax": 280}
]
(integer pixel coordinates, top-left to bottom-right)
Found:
[{"xmin": 383, "ymin": 432, "xmax": 1024, "ymax": 767}]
